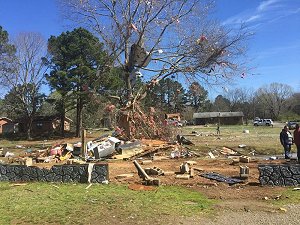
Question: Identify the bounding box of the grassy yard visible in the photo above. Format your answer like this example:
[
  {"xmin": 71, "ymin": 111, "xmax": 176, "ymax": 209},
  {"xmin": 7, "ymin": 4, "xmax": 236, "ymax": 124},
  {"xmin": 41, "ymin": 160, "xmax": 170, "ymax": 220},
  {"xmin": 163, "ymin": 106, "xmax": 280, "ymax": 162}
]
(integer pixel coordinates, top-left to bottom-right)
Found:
[
  {"xmin": 1, "ymin": 124, "xmax": 287, "ymax": 156},
  {"xmin": 0, "ymin": 182, "xmax": 213, "ymax": 225},
  {"xmin": 181, "ymin": 124, "xmax": 286, "ymax": 155}
]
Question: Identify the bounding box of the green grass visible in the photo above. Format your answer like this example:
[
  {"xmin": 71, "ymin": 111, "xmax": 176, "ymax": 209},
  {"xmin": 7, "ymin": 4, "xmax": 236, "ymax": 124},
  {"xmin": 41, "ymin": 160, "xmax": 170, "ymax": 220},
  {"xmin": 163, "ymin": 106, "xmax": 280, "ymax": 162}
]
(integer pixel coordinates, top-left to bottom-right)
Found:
[
  {"xmin": 271, "ymin": 188, "xmax": 300, "ymax": 206},
  {"xmin": 0, "ymin": 182, "xmax": 213, "ymax": 225},
  {"xmin": 181, "ymin": 124, "xmax": 285, "ymax": 155},
  {"xmin": 1, "ymin": 124, "xmax": 286, "ymax": 156}
]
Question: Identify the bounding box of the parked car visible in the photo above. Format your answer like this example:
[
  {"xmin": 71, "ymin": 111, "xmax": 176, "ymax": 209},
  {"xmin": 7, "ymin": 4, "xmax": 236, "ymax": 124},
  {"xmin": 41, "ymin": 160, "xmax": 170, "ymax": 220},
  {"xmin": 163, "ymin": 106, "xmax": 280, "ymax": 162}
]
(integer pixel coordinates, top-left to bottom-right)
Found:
[
  {"xmin": 253, "ymin": 119, "xmax": 273, "ymax": 126},
  {"xmin": 287, "ymin": 121, "xmax": 299, "ymax": 130}
]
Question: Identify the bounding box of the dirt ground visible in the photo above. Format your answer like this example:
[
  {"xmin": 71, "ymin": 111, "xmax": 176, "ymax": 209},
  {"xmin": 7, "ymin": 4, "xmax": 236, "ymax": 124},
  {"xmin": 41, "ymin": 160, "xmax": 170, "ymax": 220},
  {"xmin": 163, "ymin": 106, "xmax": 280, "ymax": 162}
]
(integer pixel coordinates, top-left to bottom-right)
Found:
[
  {"xmin": 2, "ymin": 135, "xmax": 299, "ymax": 224},
  {"xmin": 107, "ymin": 139, "xmax": 300, "ymax": 225}
]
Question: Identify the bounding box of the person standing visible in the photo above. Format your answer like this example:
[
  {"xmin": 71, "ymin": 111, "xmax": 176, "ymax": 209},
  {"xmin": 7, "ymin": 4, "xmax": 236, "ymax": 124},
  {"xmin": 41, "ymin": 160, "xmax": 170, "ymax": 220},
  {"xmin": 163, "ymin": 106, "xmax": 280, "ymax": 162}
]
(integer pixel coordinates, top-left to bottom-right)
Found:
[
  {"xmin": 294, "ymin": 124, "xmax": 300, "ymax": 162},
  {"xmin": 280, "ymin": 125, "xmax": 293, "ymax": 159}
]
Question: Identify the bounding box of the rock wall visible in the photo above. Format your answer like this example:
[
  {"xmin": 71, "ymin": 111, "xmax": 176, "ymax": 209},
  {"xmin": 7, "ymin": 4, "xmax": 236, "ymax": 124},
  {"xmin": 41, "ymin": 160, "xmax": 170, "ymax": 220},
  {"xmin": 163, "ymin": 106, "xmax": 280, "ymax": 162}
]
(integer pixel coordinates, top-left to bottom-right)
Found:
[
  {"xmin": 0, "ymin": 163, "xmax": 108, "ymax": 183},
  {"xmin": 258, "ymin": 164, "xmax": 300, "ymax": 186}
]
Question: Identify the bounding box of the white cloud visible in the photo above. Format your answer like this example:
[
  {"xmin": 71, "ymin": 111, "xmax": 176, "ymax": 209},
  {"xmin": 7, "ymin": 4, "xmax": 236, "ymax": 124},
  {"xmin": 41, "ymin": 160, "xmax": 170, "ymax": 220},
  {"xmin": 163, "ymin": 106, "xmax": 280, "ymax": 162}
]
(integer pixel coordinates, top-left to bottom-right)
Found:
[
  {"xmin": 245, "ymin": 15, "xmax": 261, "ymax": 23},
  {"xmin": 222, "ymin": 0, "xmax": 289, "ymax": 26},
  {"xmin": 257, "ymin": 0, "xmax": 279, "ymax": 12}
]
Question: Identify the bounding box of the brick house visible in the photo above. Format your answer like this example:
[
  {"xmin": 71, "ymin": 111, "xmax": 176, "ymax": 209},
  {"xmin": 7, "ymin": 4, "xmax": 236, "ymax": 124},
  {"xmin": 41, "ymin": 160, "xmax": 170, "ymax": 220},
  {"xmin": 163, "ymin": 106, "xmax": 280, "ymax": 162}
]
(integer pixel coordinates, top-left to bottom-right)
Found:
[
  {"xmin": 17, "ymin": 116, "xmax": 72, "ymax": 136},
  {"xmin": 0, "ymin": 117, "xmax": 16, "ymax": 134}
]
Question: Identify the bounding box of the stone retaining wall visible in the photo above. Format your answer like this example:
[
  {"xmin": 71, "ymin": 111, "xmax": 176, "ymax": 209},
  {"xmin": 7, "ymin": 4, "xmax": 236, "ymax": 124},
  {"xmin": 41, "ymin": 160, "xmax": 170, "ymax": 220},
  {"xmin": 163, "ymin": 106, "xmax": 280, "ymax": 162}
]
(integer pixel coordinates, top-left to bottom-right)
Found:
[
  {"xmin": 0, "ymin": 163, "xmax": 108, "ymax": 183},
  {"xmin": 258, "ymin": 164, "xmax": 300, "ymax": 186}
]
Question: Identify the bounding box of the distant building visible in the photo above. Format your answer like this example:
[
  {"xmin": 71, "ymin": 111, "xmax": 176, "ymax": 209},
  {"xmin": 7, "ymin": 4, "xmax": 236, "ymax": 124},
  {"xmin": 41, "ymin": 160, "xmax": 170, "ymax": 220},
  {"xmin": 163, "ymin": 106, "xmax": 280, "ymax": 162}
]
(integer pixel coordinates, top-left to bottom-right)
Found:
[
  {"xmin": 0, "ymin": 117, "xmax": 17, "ymax": 134},
  {"xmin": 165, "ymin": 113, "xmax": 181, "ymax": 121},
  {"xmin": 193, "ymin": 112, "xmax": 244, "ymax": 125},
  {"xmin": 17, "ymin": 116, "xmax": 72, "ymax": 136}
]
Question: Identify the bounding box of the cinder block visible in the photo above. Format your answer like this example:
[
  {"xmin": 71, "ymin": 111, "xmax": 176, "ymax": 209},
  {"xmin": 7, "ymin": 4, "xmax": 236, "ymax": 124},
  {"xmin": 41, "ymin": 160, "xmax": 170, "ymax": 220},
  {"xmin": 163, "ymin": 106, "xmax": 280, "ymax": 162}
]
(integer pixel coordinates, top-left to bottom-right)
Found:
[
  {"xmin": 180, "ymin": 163, "xmax": 190, "ymax": 174},
  {"xmin": 189, "ymin": 167, "xmax": 195, "ymax": 178},
  {"xmin": 239, "ymin": 156, "xmax": 251, "ymax": 163},
  {"xmin": 163, "ymin": 171, "xmax": 175, "ymax": 176},
  {"xmin": 141, "ymin": 160, "xmax": 152, "ymax": 165},
  {"xmin": 175, "ymin": 174, "xmax": 190, "ymax": 180},
  {"xmin": 185, "ymin": 161, "xmax": 197, "ymax": 165}
]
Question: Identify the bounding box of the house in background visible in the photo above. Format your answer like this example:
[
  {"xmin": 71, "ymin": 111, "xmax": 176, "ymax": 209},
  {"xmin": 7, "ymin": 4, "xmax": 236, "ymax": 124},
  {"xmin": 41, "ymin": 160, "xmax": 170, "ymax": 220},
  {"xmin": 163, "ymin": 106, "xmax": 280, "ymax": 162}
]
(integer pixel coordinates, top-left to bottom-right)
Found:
[
  {"xmin": 0, "ymin": 117, "xmax": 17, "ymax": 134},
  {"xmin": 193, "ymin": 112, "xmax": 244, "ymax": 125},
  {"xmin": 165, "ymin": 113, "xmax": 181, "ymax": 121},
  {"xmin": 17, "ymin": 116, "xmax": 73, "ymax": 136}
]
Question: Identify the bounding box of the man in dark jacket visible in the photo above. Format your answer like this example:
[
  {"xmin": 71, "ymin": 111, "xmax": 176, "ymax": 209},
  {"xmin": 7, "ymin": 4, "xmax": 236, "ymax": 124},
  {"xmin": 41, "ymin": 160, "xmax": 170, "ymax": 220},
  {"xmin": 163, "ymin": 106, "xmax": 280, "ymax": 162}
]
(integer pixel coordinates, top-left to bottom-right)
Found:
[
  {"xmin": 294, "ymin": 124, "xmax": 300, "ymax": 162},
  {"xmin": 280, "ymin": 125, "xmax": 293, "ymax": 159}
]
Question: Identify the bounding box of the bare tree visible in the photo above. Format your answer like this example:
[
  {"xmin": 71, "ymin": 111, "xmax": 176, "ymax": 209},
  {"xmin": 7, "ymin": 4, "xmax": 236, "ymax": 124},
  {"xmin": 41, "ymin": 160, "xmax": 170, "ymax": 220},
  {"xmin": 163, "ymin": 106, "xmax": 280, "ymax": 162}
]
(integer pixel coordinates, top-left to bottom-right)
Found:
[
  {"xmin": 58, "ymin": 0, "xmax": 252, "ymax": 138},
  {"xmin": 0, "ymin": 32, "xmax": 47, "ymax": 139},
  {"xmin": 224, "ymin": 87, "xmax": 255, "ymax": 123},
  {"xmin": 255, "ymin": 83, "xmax": 294, "ymax": 120}
]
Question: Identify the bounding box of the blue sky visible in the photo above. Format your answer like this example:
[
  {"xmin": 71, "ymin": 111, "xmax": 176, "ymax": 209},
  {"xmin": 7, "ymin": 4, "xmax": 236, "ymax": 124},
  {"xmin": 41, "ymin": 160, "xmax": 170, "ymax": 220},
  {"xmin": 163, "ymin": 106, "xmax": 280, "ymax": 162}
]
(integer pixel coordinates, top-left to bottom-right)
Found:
[{"xmin": 0, "ymin": 0, "xmax": 299, "ymax": 98}]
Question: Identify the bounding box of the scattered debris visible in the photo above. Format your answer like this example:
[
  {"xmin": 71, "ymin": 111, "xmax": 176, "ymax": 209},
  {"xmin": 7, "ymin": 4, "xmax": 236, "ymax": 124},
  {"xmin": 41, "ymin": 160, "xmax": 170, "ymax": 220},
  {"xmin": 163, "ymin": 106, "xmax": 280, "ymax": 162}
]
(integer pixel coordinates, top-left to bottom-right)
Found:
[
  {"xmin": 190, "ymin": 167, "xmax": 195, "ymax": 178},
  {"xmin": 201, "ymin": 172, "xmax": 244, "ymax": 185},
  {"xmin": 180, "ymin": 162, "xmax": 190, "ymax": 174},
  {"xmin": 185, "ymin": 160, "xmax": 197, "ymax": 165},
  {"xmin": 238, "ymin": 144, "xmax": 247, "ymax": 148},
  {"xmin": 176, "ymin": 135, "xmax": 194, "ymax": 145},
  {"xmin": 279, "ymin": 207, "xmax": 287, "ymax": 212},
  {"xmin": 5, "ymin": 152, "xmax": 14, "ymax": 158},
  {"xmin": 141, "ymin": 160, "xmax": 152, "ymax": 165},
  {"xmin": 220, "ymin": 147, "xmax": 237, "ymax": 156},
  {"xmin": 208, "ymin": 152, "xmax": 215, "ymax": 159},
  {"xmin": 239, "ymin": 156, "xmax": 251, "ymax": 163},
  {"xmin": 87, "ymin": 137, "xmax": 121, "ymax": 159},
  {"xmin": 144, "ymin": 167, "xmax": 164, "ymax": 176},
  {"xmin": 274, "ymin": 195, "xmax": 282, "ymax": 200},
  {"xmin": 133, "ymin": 160, "xmax": 160, "ymax": 186},
  {"xmin": 175, "ymin": 174, "xmax": 190, "ymax": 180},
  {"xmin": 85, "ymin": 183, "xmax": 93, "ymax": 190},
  {"xmin": 163, "ymin": 171, "xmax": 175, "ymax": 176},
  {"xmin": 115, "ymin": 174, "xmax": 134, "ymax": 179},
  {"xmin": 10, "ymin": 183, "xmax": 28, "ymax": 187},
  {"xmin": 268, "ymin": 156, "xmax": 277, "ymax": 160},
  {"xmin": 193, "ymin": 167, "xmax": 204, "ymax": 172},
  {"xmin": 240, "ymin": 165, "xmax": 249, "ymax": 179}
]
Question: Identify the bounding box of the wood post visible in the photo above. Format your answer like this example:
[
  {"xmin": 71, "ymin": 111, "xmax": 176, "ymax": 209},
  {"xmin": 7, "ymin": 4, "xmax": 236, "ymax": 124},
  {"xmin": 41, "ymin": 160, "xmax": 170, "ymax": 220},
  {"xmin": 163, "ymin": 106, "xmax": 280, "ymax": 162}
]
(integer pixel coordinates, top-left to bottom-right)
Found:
[{"xmin": 81, "ymin": 129, "xmax": 87, "ymax": 156}]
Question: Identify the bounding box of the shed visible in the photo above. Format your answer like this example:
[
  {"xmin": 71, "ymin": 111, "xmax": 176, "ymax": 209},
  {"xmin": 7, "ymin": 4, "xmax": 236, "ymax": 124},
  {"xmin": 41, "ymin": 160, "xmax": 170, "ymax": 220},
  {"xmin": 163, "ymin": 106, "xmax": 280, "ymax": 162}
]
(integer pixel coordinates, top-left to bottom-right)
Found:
[{"xmin": 193, "ymin": 112, "xmax": 244, "ymax": 125}]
